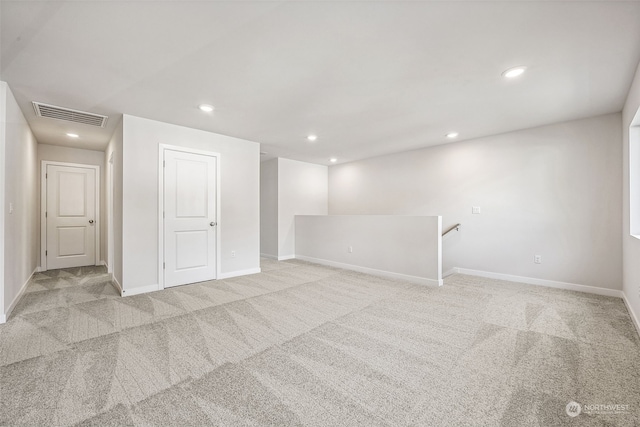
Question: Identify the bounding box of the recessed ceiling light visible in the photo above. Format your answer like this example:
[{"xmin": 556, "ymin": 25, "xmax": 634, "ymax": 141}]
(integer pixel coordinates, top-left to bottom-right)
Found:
[
  {"xmin": 502, "ymin": 66, "xmax": 526, "ymax": 78},
  {"xmin": 66, "ymin": 133, "xmax": 79, "ymax": 138},
  {"xmin": 307, "ymin": 135, "xmax": 317, "ymax": 142},
  {"xmin": 329, "ymin": 158, "xmax": 337, "ymax": 163},
  {"xmin": 198, "ymin": 104, "xmax": 214, "ymax": 112},
  {"xmin": 446, "ymin": 132, "xmax": 459, "ymax": 139}
]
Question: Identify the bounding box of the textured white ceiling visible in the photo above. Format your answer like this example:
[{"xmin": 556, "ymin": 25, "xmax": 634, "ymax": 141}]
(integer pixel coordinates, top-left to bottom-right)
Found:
[{"xmin": 2, "ymin": 1, "xmax": 640, "ymax": 165}]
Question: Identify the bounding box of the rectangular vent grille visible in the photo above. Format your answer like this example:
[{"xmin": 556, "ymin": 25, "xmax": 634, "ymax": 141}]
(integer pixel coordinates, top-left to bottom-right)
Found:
[{"xmin": 32, "ymin": 102, "xmax": 108, "ymax": 128}]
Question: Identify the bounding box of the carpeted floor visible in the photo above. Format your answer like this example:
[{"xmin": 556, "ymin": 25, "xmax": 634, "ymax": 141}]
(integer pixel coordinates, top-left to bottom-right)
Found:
[{"xmin": 0, "ymin": 259, "xmax": 639, "ymax": 426}]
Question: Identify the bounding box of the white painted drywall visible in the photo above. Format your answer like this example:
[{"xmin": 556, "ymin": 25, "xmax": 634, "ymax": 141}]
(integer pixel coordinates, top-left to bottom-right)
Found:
[
  {"xmin": 329, "ymin": 113, "xmax": 622, "ymax": 290},
  {"xmin": 1, "ymin": 83, "xmax": 38, "ymax": 320},
  {"xmin": 260, "ymin": 158, "xmax": 278, "ymax": 258},
  {"xmin": 105, "ymin": 119, "xmax": 123, "ymax": 286},
  {"xmin": 37, "ymin": 144, "xmax": 106, "ymax": 265},
  {"xmin": 295, "ymin": 215, "xmax": 442, "ymax": 285},
  {"xmin": 623, "ymin": 61, "xmax": 640, "ymax": 330},
  {"xmin": 278, "ymin": 158, "xmax": 328, "ymax": 259},
  {"xmin": 121, "ymin": 115, "xmax": 260, "ymax": 293},
  {"xmin": 0, "ymin": 83, "xmax": 6, "ymax": 320}
]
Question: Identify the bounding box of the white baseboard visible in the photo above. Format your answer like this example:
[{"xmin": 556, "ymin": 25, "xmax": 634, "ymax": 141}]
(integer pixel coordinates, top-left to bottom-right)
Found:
[
  {"xmin": 295, "ymin": 255, "xmax": 442, "ymax": 287},
  {"xmin": 121, "ymin": 283, "xmax": 160, "ymax": 297},
  {"xmin": 110, "ymin": 274, "xmax": 122, "ymax": 296},
  {"xmin": 218, "ymin": 268, "xmax": 262, "ymax": 280},
  {"xmin": 622, "ymin": 292, "xmax": 640, "ymax": 337},
  {"xmin": 1, "ymin": 267, "xmax": 38, "ymax": 323},
  {"xmin": 453, "ymin": 267, "xmax": 624, "ymax": 298},
  {"xmin": 260, "ymin": 253, "xmax": 295, "ymax": 261}
]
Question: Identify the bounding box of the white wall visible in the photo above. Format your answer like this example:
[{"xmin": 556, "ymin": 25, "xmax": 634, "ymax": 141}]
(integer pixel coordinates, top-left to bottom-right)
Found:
[
  {"xmin": 105, "ymin": 119, "xmax": 123, "ymax": 287},
  {"xmin": 623, "ymin": 61, "xmax": 640, "ymax": 330},
  {"xmin": 121, "ymin": 115, "xmax": 260, "ymax": 293},
  {"xmin": 278, "ymin": 158, "xmax": 328, "ymax": 259},
  {"xmin": 0, "ymin": 83, "xmax": 5, "ymax": 320},
  {"xmin": 37, "ymin": 144, "xmax": 106, "ymax": 266},
  {"xmin": 260, "ymin": 158, "xmax": 278, "ymax": 258},
  {"xmin": 329, "ymin": 113, "xmax": 622, "ymax": 290},
  {"xmin": 296, "ymin": 215, "xmax": 442, "ymax": 285},
  {"xmin": 0, "ymin": 82, "xmax": 38, "ymax": 322}
]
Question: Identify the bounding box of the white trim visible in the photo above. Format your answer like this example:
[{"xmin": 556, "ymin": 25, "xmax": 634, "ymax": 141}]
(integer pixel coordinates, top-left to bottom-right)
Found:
[
  {"xmin": 98, "ymin": 260, "xmax": 106, "ymax": 267},
  {"xmin": 121, "ymin": 283, "xmax": 160, "ymax": 297},
  {"xmin": 260, "ymin": 253, "xmax": 279, "ymax": 260},
  {"xmin": 218, "ymin": 268, "xmax": 262, "ymax": 279},
  {"xmin": 452, "ymin": 267, "xmax": 623, "ymax": 298},
  {"xmin": 296, "ymin": 255, "xmax": 443, "ymax": 287},
  {"xmin": 110, "ymin": 274, "xmax": 122, "ymax": 296},
  {"xmin": 107, "ymin": 152, "xmax": 114, "ymax": 275},
  {"xmin": 277, "ymin": 255, "xmax": 295, "ymax": 261},
  {"xmin": 40, "ymin": 161, "xmax": 101, "ymax": 271},
  {"xmin": 622, "ymin": 292, "xmax": 640, "ymax": 338},
  {"xmin": 158, "ymin": 144, "xmax": 221, "ymax": 289},
  {"xmin": 0, "ymin": 267, "xmax": 37, "ymax": 323}
]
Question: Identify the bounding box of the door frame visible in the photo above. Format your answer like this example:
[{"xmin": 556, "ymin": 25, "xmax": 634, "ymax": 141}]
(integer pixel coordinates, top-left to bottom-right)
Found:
[
  {"xmin": 158, "ymin": 144, "xmax": 221, "ymax": 290},
  {"xmin": 107, "ymin": 153, "xmax": 114, "ymax": 275},
  {"xmin": 40, "ymin": 161, "xmax": 101, "ymax": 271}
]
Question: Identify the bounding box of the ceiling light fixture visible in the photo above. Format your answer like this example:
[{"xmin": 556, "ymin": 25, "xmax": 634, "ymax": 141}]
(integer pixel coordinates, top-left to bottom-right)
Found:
[
  {"xmin": 66, "ymin": 133, "xmax": 79, "ymax": 138},
  {"xmin": 502, "ymin": 66, "xmax": 526, "ymax": 78},
  {"xmin": 198, "ymin": 104, "xmax": 214, "ymax": 112},
  {"xmin": 329, "ymin": 158, "xmax": 337, "ymax": 163},
  {"xmin": 446, "ymin": 132, "xmax": 459, "ymax": 139},
  {"xmin": 307, "ymin": 135, "xmax": 317, "ymax": 142}
]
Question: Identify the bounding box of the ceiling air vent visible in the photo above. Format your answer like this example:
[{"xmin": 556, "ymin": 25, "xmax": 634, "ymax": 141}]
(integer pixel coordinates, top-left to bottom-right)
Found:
[{"xmin": 32, "ymin": 102, "xmax": 108, "ymax": 128}]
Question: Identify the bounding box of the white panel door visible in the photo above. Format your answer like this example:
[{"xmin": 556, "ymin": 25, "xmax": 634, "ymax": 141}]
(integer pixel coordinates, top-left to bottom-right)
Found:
[
  {"xmin": 164, "ymin": 149, "xmax": 217, "ymax": 287},
  {"xmin": 46, "ymin": 165, "xmax": 96, "ymax": 269}
]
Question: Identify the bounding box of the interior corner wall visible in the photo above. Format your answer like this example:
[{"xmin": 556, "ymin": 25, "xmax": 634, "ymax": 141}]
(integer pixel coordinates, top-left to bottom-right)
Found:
[
  {"xmin": 121, "ymin": 115, "xmax": 260, "ymax": 293},
  {"xmin": 623, "ymin": 60, "xmax": 640, "ymax": 327},
  {"xmin": 37, "ymin": 144, "xmax": 106, "ymax": 266},
  {"xmin": 260, "ymin": 158, "xmax": 278, "ymax": 258},
  {"xmin": 105, "ymin": 119, "xmax": 123, "ymax": 286},
  {"xmin": 277, "ymin": 158, "xmax": 328, "ymax": 259},
  {"xmin": 1, "ymin": 82, "xmax": 38, "ymax": 321},
  {"xmin": 329, "ymin": 113, "xmax": 623, "ymax": 290}
]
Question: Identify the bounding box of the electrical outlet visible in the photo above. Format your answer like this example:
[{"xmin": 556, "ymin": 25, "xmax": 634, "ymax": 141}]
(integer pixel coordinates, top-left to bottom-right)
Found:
[
  {"xmin": 9, "ymin": 203, "xmax": 13, "ymax": 214},
  {"xmin": 472, "ymin": 206, "xmax": 481, "ymax": 214},
  {"xmin": 231, "ymin": 251, "xmax": 236, "ymax": 258},
  {"xmin": 348, "ymin": 246, "xmax": 353, "ymax": 253},
  {"xmin": 534, "ymin": 255, "xmax": 542, "ymax": 264}
]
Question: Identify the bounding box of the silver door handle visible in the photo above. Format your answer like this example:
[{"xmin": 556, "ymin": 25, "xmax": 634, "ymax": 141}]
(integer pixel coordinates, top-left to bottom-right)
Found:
[
  {"xmin": 89, "ymin": 220, "xmax": 94, "ymax": 224},
  {"xmin": 210, "ymin": 222, "xmax": 216, "ymax": 227}
]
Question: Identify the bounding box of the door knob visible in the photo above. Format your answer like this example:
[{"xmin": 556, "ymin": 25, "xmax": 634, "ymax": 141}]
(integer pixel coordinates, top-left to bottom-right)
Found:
[
  {"xmin": 89, "ymin": 220, "xmax": 94, "ymax": 224},
  {"xmin": 210, "ymin": 222, "xmax": 216, "ymax": 227}
]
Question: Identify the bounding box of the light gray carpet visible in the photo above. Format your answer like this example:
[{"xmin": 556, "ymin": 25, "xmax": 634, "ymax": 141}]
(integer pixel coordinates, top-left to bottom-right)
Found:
[{"xmin": 1, "ymin": 259, "xmax": 639, "ymax": 426}]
